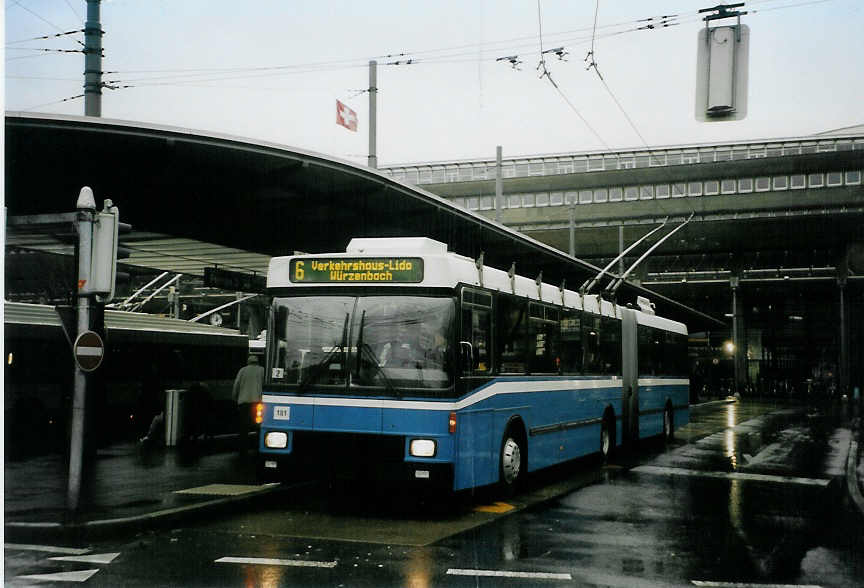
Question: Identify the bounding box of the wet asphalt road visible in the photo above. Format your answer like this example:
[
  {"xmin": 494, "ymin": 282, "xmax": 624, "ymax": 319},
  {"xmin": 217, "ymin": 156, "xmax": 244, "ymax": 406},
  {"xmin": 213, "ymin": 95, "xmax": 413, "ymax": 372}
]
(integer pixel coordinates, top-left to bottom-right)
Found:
[{"xmin": 6, "ymin": 400, "xmax": 863, "ymax": 587}]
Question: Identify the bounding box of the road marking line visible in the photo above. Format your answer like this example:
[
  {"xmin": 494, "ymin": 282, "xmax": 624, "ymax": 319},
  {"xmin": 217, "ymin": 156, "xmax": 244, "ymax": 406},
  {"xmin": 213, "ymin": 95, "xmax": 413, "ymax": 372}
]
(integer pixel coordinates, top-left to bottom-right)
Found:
[
  {"xmin": 18, "ymin": 569, "xmax": 100, "ymax": 582},
  {"xmin": 4, "ymin": 544, "xmax": 91, "ymax": 555},
  {"xmin": 215, "ymin": 557, "xmax": 337, "ymax": 568},
  {"xmin": 50, "ymin": 552, "xmax": 120, "ymax": 564},
  {"xmin": 692, "ymin": 582, "xmax": 822, "ymax": 587},
  {"xmin": 633, "ymin": 465, "xmax": 830, "ymax": 487},
  {"xmin": 176, "ymin": 483, "xmax": 278, "ymax": 496},
  {"xmin": 447, "ymin": 568, "xmax": 572, "ymax": 580}
]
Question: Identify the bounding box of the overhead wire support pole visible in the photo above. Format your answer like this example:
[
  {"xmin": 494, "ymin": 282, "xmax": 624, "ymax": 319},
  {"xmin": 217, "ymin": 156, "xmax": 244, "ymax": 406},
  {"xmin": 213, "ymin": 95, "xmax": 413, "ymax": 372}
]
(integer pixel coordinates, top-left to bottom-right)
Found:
[
  {"xmin": 83, "ymin": 0, "xmax": 103, "ymax": 117},
  {"xmin": 368, "ymin": 60, "xmax": 378, "ymax": 169},
  {"xmin": 495, "ymin": 146, "xmax": 503, "ymax": 223},
  {"xmin": 580, "ymin": 217, "xmax": 669, "ymax": 295},
  {"xmin": 606, "ymin": 213, "xmax": 694, "ymax": 296}
]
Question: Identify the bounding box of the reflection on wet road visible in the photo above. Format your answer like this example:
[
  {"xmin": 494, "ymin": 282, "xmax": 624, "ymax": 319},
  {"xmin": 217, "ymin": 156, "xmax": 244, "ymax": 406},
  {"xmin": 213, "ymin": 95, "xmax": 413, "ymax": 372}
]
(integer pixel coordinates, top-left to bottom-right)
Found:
[
  {"xmin": 6, "ymin": 401, "xmax": 862, "ymax": 587},
  {"xmin": 436, "ymin": 401, "xmax": 861, "ymax": 587}
]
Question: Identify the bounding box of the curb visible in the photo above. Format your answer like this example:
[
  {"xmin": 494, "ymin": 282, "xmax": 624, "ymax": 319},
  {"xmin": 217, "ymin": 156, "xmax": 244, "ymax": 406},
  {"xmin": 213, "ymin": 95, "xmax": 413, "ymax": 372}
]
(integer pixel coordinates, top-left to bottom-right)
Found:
[
  {"xmin": 846, "ymin": 439, "xmax": 864, "ymax": 518},
  {"xmin": 4, "ymin": 482, "xmax": 288, "ymax": 542}
]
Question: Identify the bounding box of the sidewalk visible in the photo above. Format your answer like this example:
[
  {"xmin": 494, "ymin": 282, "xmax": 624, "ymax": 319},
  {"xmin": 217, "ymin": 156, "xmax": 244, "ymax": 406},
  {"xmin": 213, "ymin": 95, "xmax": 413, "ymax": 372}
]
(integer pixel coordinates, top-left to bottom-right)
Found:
[{"xmin": 4, "ymin": 436, "xmax": 286, "ymax": 541}]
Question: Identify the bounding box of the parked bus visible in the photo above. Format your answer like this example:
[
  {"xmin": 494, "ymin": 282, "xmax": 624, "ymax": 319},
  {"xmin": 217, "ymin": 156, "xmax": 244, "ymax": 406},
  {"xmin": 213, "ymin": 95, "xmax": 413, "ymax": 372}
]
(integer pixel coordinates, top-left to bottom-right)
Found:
[
  {"xmin": 258, "ymin": 237, "xmax": 689, "ymax": 492},
  {"xmin": 4, "ymin": 301, "xmax": 249, "ymax": 457}
]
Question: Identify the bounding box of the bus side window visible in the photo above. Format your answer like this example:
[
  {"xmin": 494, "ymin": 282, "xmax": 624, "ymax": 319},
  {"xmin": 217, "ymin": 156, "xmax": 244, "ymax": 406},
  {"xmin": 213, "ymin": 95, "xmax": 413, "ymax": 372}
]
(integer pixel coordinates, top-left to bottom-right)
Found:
[
  {"xmin": 528, "ymin": 303, "xmax": 559, "ymax": 374},
  {"xmin": 600, "ymin": 316, "xmax": 622, "ymax": 374},
  {"xmin": 559, "ymin": 310, "xmax": 583, "ymax": 374},
  {"xmin": 582, "ymin": 315, "xmax": 602, "ymax": 374},
  {"xmin": 461, "ymin": 308, "xmax": 490, "ymax": 374},
  {"xmin": 496, "ymin": 294, "xmax": 527, "ymax": 374}
]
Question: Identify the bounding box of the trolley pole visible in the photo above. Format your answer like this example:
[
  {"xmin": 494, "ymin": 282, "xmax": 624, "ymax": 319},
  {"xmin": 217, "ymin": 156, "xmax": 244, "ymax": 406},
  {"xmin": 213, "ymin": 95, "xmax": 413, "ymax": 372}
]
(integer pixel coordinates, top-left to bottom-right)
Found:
[
  {"xmin": 83, "ymin": 0, "xmax": 103, "ymax": 117},
  {"xmin": 68, "ymin": 188, "xmax": 96, "ymax": 514},
  {"xmin": 368, "ymin": 60, "xmax": 378, "ymax": 169}
]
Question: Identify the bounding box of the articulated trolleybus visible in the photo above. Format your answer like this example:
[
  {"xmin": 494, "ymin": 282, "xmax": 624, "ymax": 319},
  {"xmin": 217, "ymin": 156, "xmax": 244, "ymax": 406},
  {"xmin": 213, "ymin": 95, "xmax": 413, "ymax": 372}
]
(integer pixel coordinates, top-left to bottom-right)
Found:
[{"xmin": 259, "ymin": 238, "xmax": 688, "ymax": 492}]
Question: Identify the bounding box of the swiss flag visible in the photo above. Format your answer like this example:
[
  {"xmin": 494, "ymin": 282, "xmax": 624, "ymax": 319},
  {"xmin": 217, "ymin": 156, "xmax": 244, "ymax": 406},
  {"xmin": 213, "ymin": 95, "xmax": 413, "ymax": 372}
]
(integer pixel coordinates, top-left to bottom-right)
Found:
[{"xmin": 336, "ymin": 100, "xmax": 358, "ymax": 132}]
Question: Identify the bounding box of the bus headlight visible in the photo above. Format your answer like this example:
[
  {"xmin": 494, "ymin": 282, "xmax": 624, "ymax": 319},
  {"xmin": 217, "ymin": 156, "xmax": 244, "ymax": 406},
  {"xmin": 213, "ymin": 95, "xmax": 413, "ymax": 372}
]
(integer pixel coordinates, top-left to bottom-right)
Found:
[
  {"xmin": 409, "ymin": 439, "xmax": 436, "ymax": 457},
  {"xmin": 264, "ymin": 431, "xmax": 288, "ymax": 449}
]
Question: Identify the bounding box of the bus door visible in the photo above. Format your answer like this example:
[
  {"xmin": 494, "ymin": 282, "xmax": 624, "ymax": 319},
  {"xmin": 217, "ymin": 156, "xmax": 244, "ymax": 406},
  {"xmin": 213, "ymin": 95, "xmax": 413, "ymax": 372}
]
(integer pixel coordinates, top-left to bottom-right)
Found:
[{"xmin": 620, "ymin": 308, "xmax": 639, "ymax": 443}]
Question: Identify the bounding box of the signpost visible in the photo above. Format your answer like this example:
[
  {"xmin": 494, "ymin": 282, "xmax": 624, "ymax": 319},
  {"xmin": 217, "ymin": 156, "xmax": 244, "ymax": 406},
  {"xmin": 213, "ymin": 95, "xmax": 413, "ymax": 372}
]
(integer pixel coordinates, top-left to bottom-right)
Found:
[{"xmin": 73, "ymin": 331, "xmax": 104, "ymax": 372}]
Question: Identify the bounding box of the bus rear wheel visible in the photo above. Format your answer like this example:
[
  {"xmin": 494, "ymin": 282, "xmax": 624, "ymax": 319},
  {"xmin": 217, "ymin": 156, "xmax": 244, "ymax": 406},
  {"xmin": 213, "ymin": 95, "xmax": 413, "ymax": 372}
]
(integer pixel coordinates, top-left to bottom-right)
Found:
[
  {"xmin": 600, "ymin": 415, "xmax": 614, "ymax": 462},
  {"xmin": 663, "ymin": 404, "xmax": 674, "ymax": 441}
]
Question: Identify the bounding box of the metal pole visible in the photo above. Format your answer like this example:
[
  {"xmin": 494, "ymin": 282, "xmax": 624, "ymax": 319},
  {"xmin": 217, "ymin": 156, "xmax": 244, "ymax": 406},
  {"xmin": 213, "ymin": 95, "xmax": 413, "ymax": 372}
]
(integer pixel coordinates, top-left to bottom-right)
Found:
[
  {"xmin": 368, "ymin": 60, "xmax": 377, "ymax": 168},
  {"xmin": 84, "ymin": 0, "xmax": 103, "ymax": 117},
  {"xmin": 730, "ymin": 275, "xmax": 745, "ymax": 395},
  {"xmin": 68, "ymin": 188, "xmax": 96, "ymax": 513},
  {"xmin": 495, "ymin": 146, "xmax": 503, "ymax": 223},
  {"xmin": 618, "ymin": 225, "xmax": 624, "ymax": 276},
  {"xmin": 839, "ymin": 275, "xmax": 849, "ymax": 398},
  {"xmin": 568, "ymin": 206, "xmax": 575, "ymax": 257}
]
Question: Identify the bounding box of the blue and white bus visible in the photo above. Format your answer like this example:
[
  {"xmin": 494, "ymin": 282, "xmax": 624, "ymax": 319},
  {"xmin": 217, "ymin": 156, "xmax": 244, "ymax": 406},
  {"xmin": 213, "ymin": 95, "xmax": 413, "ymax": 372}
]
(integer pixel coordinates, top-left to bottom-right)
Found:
[{"xmin": 258, "ymin": 237, "xmax": 688, "ymax": 492}]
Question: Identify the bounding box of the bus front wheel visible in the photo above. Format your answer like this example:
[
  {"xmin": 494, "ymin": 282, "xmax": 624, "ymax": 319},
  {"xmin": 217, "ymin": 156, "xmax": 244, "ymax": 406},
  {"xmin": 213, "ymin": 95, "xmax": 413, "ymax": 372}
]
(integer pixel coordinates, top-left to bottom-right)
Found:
[{"xmin": 499, "ymin": 431, "xmax": 524, "ymax": 491}]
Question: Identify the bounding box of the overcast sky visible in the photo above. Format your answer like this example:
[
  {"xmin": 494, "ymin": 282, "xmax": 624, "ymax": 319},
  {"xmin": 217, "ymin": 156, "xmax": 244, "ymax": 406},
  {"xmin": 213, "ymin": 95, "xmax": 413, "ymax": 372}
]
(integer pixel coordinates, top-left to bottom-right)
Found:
[{"xmin": 5, "ymin": 0, "xmax": 863, "ymax": 166}]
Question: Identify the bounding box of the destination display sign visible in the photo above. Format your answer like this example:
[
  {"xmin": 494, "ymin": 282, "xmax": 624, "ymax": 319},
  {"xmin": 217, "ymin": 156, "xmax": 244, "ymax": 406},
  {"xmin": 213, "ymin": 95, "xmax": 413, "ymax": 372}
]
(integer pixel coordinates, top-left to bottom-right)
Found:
[{"xmin": 289, "ymin": 257, "xmax": 424, "ymax": 283}]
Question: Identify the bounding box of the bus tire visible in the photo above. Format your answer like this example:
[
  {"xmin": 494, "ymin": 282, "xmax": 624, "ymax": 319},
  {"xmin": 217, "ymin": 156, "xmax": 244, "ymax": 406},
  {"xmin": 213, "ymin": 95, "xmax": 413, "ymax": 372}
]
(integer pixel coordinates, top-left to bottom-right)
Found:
[
  {"xmin": 499, "ymin": 425, "xmax": 525, "ymax": 493},
  {"xmin": 600, "ymin": 411, "xmax": 615, "ymax": 462},
  {"xmin": 663, "ymin": 403, "xmax": 674, "ymax": 442}
]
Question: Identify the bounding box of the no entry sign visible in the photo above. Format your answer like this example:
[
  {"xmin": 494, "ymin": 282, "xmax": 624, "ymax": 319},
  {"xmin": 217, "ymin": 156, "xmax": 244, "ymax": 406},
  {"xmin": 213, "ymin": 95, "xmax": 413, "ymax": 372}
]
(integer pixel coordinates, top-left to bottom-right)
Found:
[{"xmin": 74, "ymin": 331, "xmax": 104, "ymax": 372}]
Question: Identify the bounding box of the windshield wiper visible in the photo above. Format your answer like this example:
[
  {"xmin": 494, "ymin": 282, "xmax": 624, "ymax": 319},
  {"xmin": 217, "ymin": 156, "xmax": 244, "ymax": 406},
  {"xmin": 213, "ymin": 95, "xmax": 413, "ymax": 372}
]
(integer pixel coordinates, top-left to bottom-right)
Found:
[
  {"xmin": 353, "ymin": 309, "xmax": 398, "ymax": 396},
  {"xmin": 297, "ymin": 312, "xmax": 349, "ymax": 392},
  {"xmin": 357, "ymin": 342, "xmax": 399, "ymax": 397}
]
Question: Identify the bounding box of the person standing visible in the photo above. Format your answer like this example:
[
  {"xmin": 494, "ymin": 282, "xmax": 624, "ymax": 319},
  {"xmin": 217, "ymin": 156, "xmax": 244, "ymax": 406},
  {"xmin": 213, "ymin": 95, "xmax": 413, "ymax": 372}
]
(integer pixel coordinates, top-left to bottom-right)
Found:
[{"xmin": 233, "ymin": 354, "xmax": 265, "ymax": 453}]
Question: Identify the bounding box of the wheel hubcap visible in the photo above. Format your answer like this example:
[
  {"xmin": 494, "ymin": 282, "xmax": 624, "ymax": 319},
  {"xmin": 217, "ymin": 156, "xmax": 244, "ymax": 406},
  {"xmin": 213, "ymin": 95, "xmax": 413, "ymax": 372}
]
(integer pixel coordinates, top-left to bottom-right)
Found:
[
  {"xmin": 601, "ymin": 427, "xmax": 610, "ymax": 455},
  {"xmin": 502, "ymin": 438, "xmax": 521, "ymax": 484}
]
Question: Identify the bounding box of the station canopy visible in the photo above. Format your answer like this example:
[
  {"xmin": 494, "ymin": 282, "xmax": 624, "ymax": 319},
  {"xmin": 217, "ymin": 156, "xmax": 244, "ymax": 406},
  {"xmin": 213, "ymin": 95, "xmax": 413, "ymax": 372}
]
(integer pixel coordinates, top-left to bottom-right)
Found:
[{"xmin": 5, "ymin": 112, "xmax": 721, "ymax": 328}]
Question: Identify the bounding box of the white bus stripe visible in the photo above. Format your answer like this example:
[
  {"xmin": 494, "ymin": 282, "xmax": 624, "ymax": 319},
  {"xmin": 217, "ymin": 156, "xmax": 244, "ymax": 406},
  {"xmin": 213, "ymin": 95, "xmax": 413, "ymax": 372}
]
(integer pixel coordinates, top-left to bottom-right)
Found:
[
  {"xmin": 263, "ymin": 377, "xmax": 647, "ymax": 411},
  {"xmin": 447, "ymin": 568, "xmax": 572, "ymax": 580},
  {"xmin": 215, "ymin": 556, "xmax": 337, "ymax": 568},
  {"xmin": 633, "ymin": 465, "xmax": 830, "ymax": 487}
]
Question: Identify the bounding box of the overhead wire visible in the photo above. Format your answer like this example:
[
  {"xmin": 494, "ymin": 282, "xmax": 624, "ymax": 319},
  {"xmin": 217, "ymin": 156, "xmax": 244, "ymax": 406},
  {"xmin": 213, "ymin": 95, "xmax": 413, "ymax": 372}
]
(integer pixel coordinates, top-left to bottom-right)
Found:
[
  {"xmin": 8, "ymin": 0, "xmax": 834, "ymax": 128},
  {"xmin": 534, "ymin": 0, "xmax": 611, "ymax": 152},
  {"xmin": 21, "ymin": 93, "xmax": 84, "ymax": 111},
  {"xmin": 6, "ymin": 29, "xmax": 84, "ymax": 45},
  {"xmin": 10, "ymin": 0, "xmax": 84, "ymax": 46}
]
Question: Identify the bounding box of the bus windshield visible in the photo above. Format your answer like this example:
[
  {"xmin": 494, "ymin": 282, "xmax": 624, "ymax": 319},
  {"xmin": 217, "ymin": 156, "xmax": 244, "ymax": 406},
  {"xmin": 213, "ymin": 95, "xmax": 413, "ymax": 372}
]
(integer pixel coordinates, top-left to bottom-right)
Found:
[{"xmin": 271, "ymin": 295, "xmax": 455, "ymax": 397}]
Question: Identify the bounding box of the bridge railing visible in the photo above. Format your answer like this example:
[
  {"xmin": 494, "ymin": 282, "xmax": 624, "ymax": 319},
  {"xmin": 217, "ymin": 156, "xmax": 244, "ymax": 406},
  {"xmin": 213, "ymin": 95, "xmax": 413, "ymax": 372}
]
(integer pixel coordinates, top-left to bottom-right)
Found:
[{"xmin": 381, "ymin": 135, "xmax": 864, "ymax": 187}]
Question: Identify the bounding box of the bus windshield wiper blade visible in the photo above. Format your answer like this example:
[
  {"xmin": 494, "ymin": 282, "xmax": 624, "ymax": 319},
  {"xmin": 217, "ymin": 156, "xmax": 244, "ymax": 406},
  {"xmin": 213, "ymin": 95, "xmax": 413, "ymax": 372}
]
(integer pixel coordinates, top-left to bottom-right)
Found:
[
  {"xmin": 357, "ymin": 342, "xmax": 399, "ymax": 397},
  {"xmin": 297, "ymin": 313, "xmax": 349, "ymax": 392}
]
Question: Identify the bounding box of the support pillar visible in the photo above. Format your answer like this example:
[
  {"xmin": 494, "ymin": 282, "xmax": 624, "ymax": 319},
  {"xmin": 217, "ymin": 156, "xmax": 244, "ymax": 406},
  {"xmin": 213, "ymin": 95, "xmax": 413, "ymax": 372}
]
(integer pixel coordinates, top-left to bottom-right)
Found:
[
  {"xmin": 730, "ymin": 276, "xmax": 747, "ymax": 395},
  {"xmin": 838, "ymin": 274, "xmax": 849, "ymax": 399},
  {"xmin": 495, "ymin": 146, "xmax": 503, "ymax": 223}
]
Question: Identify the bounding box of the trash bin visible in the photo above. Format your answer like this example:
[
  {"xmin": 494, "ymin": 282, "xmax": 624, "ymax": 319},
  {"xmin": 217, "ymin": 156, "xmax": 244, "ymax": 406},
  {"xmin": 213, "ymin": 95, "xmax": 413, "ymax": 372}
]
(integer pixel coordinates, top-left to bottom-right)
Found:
[{"xmin": 164, "ymin": 389, "xmax": 186, "ymax": 446}]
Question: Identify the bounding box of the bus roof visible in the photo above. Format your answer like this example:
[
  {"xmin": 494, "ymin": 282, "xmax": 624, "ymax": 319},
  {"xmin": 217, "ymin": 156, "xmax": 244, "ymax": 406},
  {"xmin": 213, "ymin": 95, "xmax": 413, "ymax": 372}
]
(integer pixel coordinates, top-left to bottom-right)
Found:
[{"xmin": 267, "ymin": 238, "xmax": 687, "ymax": 335}]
